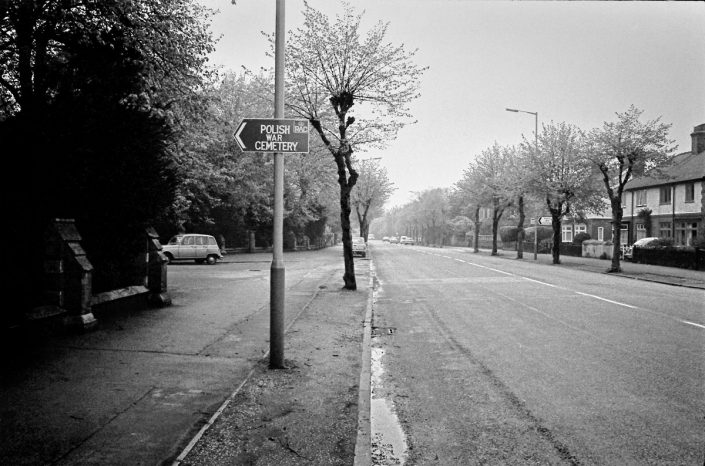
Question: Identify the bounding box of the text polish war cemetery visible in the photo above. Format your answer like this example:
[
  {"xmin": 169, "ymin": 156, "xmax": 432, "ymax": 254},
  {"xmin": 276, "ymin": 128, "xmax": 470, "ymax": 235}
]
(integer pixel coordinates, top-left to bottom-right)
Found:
[{"xmin": 235, "ymin": 118, "xmax": 309, "ymax": 153}]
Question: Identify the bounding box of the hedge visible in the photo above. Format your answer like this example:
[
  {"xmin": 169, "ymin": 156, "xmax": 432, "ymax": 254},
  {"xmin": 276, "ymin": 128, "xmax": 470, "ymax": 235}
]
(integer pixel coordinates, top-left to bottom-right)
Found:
[{"xmin": 632, "ymin": 246, "xmax": 705, "ymax": 270}]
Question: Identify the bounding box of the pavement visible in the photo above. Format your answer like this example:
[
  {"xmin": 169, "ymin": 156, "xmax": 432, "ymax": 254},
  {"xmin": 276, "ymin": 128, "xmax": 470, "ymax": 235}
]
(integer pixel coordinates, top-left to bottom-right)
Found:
[
  {"xmin": 1, "ymin": 247, "xmax": 372, "ymax": 466},
  {"xmin": 1, "ymin": 244, "xmax": 702, "ymax": 466}
]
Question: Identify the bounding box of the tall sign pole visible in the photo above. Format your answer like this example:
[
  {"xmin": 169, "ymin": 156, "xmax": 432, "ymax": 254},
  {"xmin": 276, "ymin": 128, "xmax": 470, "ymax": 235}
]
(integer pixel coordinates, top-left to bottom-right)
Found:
[
  {"xmin": 534, "ymin": 111, "xmax": 539, "ymax": 260},
  {"xmin": 270, "ymin": 0, "xmax": 286, "ymax": 369}
]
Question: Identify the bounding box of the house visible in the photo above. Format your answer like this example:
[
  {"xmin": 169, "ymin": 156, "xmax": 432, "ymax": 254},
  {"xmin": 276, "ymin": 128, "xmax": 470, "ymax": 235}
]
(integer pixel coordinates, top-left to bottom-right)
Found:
[{"xmin": 622, "ymin": 124, "xmax": 705, "ymax": 246}]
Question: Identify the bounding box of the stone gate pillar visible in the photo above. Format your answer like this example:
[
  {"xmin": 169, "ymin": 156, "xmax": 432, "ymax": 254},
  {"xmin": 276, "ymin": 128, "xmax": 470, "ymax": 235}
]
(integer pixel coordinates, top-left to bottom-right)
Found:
[
  {"xmin": 43, "ymin": 219, "xmax": 96, "ymax": 331},
  {"xmin": 146, "ymin": 228, "xmax": 171, "ymax": 307}
]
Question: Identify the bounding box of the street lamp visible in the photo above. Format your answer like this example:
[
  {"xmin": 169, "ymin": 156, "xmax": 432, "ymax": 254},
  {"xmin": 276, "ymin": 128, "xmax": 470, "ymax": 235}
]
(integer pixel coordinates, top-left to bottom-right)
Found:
[{"xmin": 506, "ymin": 108, "xmax": 539, "ymax": 260}]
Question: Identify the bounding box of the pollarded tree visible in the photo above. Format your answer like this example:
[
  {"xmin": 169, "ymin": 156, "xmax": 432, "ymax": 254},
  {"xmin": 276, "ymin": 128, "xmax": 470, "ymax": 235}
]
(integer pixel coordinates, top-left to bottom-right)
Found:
[
  {"xmin": 585, "ymin": 106, "xmax": 676, "ymax": 272},
  {"xmin": 285, "ymin": 2, "xmax": 426, "ymax": 289},
  {"xmin": 525, "ymin": 122, "xmax": 604, "ymax": 264},
  {"xmin": 351, "ymin": 158, "xmax": 395, "ymax": 242}
]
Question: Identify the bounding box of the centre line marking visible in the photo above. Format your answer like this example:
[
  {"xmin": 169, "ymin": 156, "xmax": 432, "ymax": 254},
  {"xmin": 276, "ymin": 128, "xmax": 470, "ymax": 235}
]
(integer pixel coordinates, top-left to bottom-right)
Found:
[
  {"xmin": 574, "ymin": 292, "xmax": 637, "ymax": 309},
  {"xmin": 682, "ymin": 320, "xmax": 705, "ymax": 330}
]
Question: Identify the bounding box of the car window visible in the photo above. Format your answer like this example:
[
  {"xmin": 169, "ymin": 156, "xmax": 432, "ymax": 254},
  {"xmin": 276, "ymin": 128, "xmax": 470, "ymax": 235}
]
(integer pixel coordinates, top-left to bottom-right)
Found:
[
  {"xmin": 182, "ymin": 236, "xmax": 194, "ymax": 246},
  {"xmin": 168, "ymin": 236, "xmax": 181, "ymax": 245},
  {"xmin": 208, "ymin": 237, "xmax": 217, "ymax": 245},
  {"xmin": 195, "ymin": 236, "xmax": 205, "ymax": 246}
]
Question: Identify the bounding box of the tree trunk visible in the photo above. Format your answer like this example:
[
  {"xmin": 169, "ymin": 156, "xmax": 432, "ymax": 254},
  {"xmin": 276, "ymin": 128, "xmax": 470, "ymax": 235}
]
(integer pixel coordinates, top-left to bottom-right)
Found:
[
  {"xmin": 551, "ymin": 214, "xmax": 561, "ymax": 264},
  {"xmin": 516, "ymin": 195, "xmax": 525, "ymax": 259},
  {"xmin": 608, "ymin": 199, "xmax": 624, "ymax": 273},
  {"xmin": 340, "ymin": 181, "xmax": 356, "ymax": 289},
  {"xmin": 491, "ymin": 216, "xmax": 500, "ymax": 256},
  {"xmin": 473, "ymin": 206, "xmax": 480, "ymax": 253}
]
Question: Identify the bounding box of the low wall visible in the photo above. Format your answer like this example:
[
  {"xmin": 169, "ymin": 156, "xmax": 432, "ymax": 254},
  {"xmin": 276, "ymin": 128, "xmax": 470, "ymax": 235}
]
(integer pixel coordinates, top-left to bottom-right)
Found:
[{"xmin": 582, "ymin": 240, "xmax": 614, "ymax": 259}]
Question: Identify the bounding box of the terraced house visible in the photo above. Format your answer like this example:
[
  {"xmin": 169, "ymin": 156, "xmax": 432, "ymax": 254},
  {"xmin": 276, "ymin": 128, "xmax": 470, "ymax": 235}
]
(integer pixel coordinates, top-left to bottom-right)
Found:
[{"xmin": 622, "ymin": 124, "xmax": 705, "ymax": 246}]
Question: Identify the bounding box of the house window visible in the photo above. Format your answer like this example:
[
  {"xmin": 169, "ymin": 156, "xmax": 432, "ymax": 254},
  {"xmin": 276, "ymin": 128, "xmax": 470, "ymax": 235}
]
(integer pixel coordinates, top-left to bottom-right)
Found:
[
  {"xmin": 597, "ymin": 227, "xmax": 604, "ymax": 241},
  {"xmin": 659, "ymin": 186, "xmax": 672, "ymax": 204},
  {"xmin": 575, "ymin": 224, "xmax": 587, "ymax": 235},
  {"xmin": 561, "ymin": 225, "xmax": 573, "ymax": 243},
  {"xmin": 620, "ymin": 225, "xmax": 629, "ymax": 245},
  {"xmin": 675, "ymin": 222, "xmax": 698, "ymax": 246},
  {"xmin": 635, "ymin": 189, "xmax": 647, "ymax": 206},
  {"xmin": 636, "ymin": 223, "xmax": 646, "ymax": 241},
  {"xmin": 659, "ymin": 222, "xmax": 672, "ymax": 238},
  {"xmin": 685, "ymin": 183, "xmax": 695, "ymax": 203}
]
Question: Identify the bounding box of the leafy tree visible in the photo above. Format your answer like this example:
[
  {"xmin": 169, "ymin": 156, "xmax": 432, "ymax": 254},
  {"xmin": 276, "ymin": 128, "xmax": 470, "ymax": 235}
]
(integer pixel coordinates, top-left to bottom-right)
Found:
[
  {"xmin": 1, "ymin": 0, "xmax": 216, "ymax": 298},
  {"xmin": 525, "ymin": 122, "xmax": 604, "ymax": 264},
  {"xmin": 351, "ymin": 158, "xmax": 395, "ymax": 242},
  {"xmin": 453, "ymin": 162, "xmax": 488, "ymax": 253},
  {"xmin": 473, "ymin": 144, "xmax": 514, "ymax": 255},
  {"xmin": 502, "ymin": 145, "xmax": 530, "ymax": 258},
  {"xmin": 284, "ymin": 2, "xmax": 426, "ymax": 289},
  {"xmin": 585, "ymin": 106, "xmax": 676, "ymax": 272},
  {"xmin": 415, "ymin": 188, "xmax": 450, "ymax": 246}
]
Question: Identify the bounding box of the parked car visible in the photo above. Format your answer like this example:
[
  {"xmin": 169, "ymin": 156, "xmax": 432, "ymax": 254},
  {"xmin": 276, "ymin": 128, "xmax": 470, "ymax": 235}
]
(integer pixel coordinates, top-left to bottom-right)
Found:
[
  {"xmin": 382, "ymin": 236, "xmax": 390, "ymax": 242},
  {"xmin": 162, "ymin": 234, "xmax": 223, "ymax": 264},
  {"xmin": 389, "ymin": 236, "xmax": 399, "ymax": 244},
  {"xmin": 368, "ymin": 234, "xmax": 375, "ymax": 240},
  {"xmin": 623, "ymin": 237, "xmax": 660, "ymax": 261},
  {"xmin": 352, "ymin": 236, "xmax": 367, "ymax": 257},
  {"xmin": 400, "ymin": 236, "xmax": 415, "ymax": 245}
]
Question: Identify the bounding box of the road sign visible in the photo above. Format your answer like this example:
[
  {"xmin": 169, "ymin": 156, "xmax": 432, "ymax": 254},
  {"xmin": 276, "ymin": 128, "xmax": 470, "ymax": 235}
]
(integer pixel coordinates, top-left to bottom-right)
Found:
[
  {"xmin": 234, "ymin": 118, "xmax": 309, "ymax": 153},
  {"xmin": 538, "ymin": 216, "xmax": 552, "ymax": 225}
]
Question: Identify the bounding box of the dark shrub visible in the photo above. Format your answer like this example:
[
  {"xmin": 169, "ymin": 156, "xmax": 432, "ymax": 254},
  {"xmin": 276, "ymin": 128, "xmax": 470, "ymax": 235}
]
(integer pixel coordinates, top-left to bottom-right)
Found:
[
  {"xmin": 573, "ymin": 232, "xmax": 591, "ymax": 244},
  {"xmin": 499, "ymin": 226, "xmax": 519, "ymax": 243},
  {"xmin": 524, "ymin": 226, "xmax": 553, "ymax": 242}
]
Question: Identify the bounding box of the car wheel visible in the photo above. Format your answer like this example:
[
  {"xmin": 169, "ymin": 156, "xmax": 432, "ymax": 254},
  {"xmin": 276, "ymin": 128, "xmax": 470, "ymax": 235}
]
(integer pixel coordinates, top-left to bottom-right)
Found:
[
  {"xmin": 164, "ymin": 253, "xmax": 173, "ymax": 264},
  {"xmin": 206, "ymin": 255, "xmax": 218, "ymax": 265}
]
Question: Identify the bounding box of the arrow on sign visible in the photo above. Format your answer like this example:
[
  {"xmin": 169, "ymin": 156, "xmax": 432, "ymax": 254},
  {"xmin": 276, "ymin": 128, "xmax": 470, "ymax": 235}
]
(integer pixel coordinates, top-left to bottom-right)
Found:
[
  {"xmin": 234, "ymin": 118, "xmax": 309, "ymax": 153},
  {"xmin": 538, "ymin": 216, "xmax": 552, "ymax": 225}
]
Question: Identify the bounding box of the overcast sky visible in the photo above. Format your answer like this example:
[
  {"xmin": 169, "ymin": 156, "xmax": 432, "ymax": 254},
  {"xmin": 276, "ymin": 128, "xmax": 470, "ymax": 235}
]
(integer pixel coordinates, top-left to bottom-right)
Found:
[{"xmin": 201, "ymin": 0, "xmax": 705, "ymax": 208}]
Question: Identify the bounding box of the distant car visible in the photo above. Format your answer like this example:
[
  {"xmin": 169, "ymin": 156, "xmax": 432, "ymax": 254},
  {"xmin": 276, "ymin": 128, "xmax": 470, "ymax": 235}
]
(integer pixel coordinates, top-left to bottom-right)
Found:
[
  {"xmin": 162, "ymin": 234, "xmax": 223, "ymax": 265},
  {"xmin": 400, "ymin": 236, "xmax": 415, "ymax": 245},
  {"xmin": 352, "ymin": 236, "xmax": 367, "ymax": 257},
  {"xmin": 368, "ymin": 234, "xmax": 375, "ymax": 240},
  {"xmin": 623, "ymin": 237, "xmax": 660, "ymax": 261},
  {"xmin": 389, "ymin": 236, "xmax": 399, "ymax": 244},
  {"xmin": 382, "ymin": 236, "xmax": 390, "ymax": 242}
]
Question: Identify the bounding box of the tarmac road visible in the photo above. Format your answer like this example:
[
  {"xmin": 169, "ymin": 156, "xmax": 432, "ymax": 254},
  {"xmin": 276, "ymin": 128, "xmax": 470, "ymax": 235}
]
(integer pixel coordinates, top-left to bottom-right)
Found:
[{"xmin": 371, "ymin": 242, "xmax": 705, "ymax": 465}]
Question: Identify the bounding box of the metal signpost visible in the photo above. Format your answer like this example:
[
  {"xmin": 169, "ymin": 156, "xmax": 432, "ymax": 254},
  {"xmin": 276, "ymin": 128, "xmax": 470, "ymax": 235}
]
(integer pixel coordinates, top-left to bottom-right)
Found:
[
  {"xmin": 234, "ymin": 118, "xmax": 309, "ymax": 153},
  {"xmin": 232, "ymin": 0, "xmax": 311, "ymax": 369},
  {"xmin": 232, "ymin": 115, "xmax": 310, "ymax": 367}
]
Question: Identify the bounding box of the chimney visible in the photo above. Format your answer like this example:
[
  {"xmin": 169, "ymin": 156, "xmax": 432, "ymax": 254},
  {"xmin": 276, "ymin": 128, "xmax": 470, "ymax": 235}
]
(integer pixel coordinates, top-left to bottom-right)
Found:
[{"xmin": 692, "ymin": 123, "xmax": 705, "ymax": 154}]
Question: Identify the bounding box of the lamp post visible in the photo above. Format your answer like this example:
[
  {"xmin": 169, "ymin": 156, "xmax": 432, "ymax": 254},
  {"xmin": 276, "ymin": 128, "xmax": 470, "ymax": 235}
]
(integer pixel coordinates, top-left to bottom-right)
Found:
[{"xmin": 506, "ymin": 108, "xmax": 539, "ymax": 260}]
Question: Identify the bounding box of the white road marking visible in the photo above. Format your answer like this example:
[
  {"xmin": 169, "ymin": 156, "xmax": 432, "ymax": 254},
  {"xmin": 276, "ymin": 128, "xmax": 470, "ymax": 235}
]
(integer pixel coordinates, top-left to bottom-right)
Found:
[
  {"xmin": 409, "ymin": 247, "xmax": 703, "ymax": 330},
  {"xmin": 574, "ymin": 292, "xmax": 638, "ymax": 309},
  {"xmin": 521, "ymin": 277, "xmax": 560, "ymax": 288},
  {"xmin": 682, "ymin": 320, "xmax": 705, "ymax": 330}
]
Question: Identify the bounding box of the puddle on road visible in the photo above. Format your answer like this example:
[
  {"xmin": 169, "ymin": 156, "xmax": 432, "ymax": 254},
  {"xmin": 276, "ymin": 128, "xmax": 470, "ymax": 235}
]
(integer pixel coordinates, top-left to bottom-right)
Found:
[{"xmin": 371, "ymin": 347, "xmax": 408, "ymax": 465}]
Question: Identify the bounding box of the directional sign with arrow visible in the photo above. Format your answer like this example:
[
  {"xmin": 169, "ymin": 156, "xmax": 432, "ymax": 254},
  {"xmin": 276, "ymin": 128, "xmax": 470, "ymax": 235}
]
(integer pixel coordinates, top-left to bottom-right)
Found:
[
  {"xmin": 538, "ymin": 216, "xmax": 552, "ymax": 225},
  {"xmin": 234, "ymin": 118, "xmax": 309, "ymax": 153}
]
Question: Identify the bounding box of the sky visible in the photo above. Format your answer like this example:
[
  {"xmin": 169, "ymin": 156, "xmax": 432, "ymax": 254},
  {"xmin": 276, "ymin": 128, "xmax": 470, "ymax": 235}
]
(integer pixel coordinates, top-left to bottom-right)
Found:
[{"xmin": 200, "ymin": 0, "xmax": 705, "ymax": 208}]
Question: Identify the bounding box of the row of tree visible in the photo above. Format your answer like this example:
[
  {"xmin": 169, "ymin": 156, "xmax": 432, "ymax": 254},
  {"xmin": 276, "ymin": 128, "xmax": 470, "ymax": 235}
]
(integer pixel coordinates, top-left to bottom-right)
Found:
[{"xmin": 374, "ymin": 107, "xmax": 676, "ymax": 272}]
